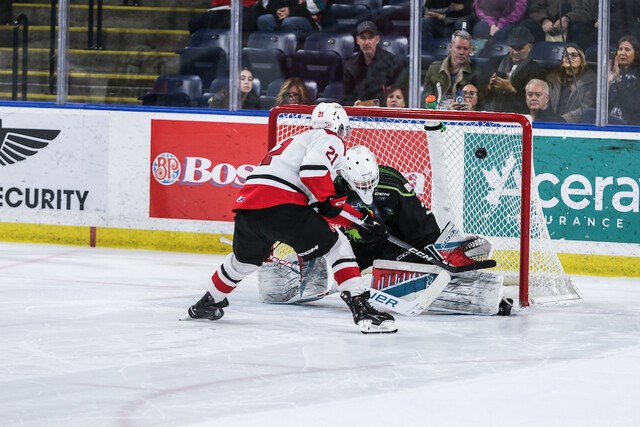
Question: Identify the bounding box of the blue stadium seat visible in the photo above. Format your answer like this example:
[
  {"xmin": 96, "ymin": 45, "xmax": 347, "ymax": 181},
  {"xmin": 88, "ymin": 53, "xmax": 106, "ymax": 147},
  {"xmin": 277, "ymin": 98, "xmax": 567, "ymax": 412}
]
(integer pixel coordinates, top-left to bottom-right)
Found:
[
  {"xmin": 316, "ymin": 81, "xmax": 344, "ymax": 103},
  {"xmin": 379, "ymin": 5, "xmax": 410, "ymax": 37},
  {"xmin": 293, "ymin": 50, "xmax": 344, "ymax": 96},
  {"xmin": 189, "ymin": 29, "xmax": 230, "ymax": 52},
  {"xmin": 479, "ymin": 42, "xmax": 510, "ymax": 58},
  {"xmin": 247, "ymin": 31, "xmax": 297, "ymax": 59},
  {"xmin": 303, "ymin": 32, "xmax": 355, "ymax": 61},
  {"xmin": 379, "ymin": 34, "xmax": 408, "ymax": 58},
  {"xmin": 178, "ymin": 46, "xmax": 228, "ymax": 91},
  {"xmin": 324, "ymin": 3, "xmax": 372, "ymax": 33},
  {"xmin": 531, "ymin": 41, "xmax": 568, "ymax": 70},
  {"xmin": 242, "ymin": 47, "xmax": 290, "ymax": 95},
  {"xmin": 140, "ymin": 74, "xmax": 203, "ymax": 107}
]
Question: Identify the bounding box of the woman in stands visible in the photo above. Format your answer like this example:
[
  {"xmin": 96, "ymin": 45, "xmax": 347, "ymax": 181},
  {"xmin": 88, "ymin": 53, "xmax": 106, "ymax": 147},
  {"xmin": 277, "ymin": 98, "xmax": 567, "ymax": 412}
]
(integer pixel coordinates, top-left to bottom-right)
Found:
[
  {"xmin": 384, "ymin": 85, "xmax": 407, "ymax": 108},
  {"xmin": 608, "ymin": 35, "xmax": 640, "ymax": 125},
  {"xmin": 546, "ymin": 45, "xmax": 596, "ymax": 123},
  {"xmin": 275, "ymin": 77, "xmax": 313, "ymax": 106},
  {"xmin": 472, "ymin": 0, "xmax": 528, "ymax": 43},
  {"xmin": 450, "ymin": 82, "xmax": 482, "ymax": 111},
  {"xmin": 209, "ymin": 67, "xmax": 260, "ymax": 110}
]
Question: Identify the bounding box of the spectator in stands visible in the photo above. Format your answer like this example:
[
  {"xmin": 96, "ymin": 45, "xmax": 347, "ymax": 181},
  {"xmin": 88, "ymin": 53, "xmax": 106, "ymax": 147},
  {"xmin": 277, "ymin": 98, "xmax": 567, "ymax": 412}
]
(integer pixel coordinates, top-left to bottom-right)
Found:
[
  {"xmin": 610, "ymin": 1, "xmax": 640, "ymax": 45},
  {"xmin": 255, "ymin": 0, "xmax": 325, "ymax": 39},
  {"xmin": 546, "ymin": 45, "xmax": 596, "ymax": 123},
  {"xmin": 422, "ymin": 1, "xmax": 473, "ymax": 47},
  {"xmin": 188, "ymin": 1, "xmax": 258, "ymax": 35},
  {"xmin": 472, "ymin": 0, "xmax": 528, "ymax": 43},
  {"xmin": 422, "ymin": 30, "xmax": 477, "ymax": 109},
  {"xmin": 384, "ymin": 85, "xmax": 407, "ymax": 108},
  {"xmin": 275, "ymin": 77, "xmax": 313, "ymax": 106},
  {"xmin": 340, "ymin": 21, "xmax": 407, "ymax": 107},
  {"xmin": 525, "ymin": 78, "xmax": 564, "ymax": 122},
  {"xmin": 480, "ymin": 26, "xmax": 546, "ymax": 113},
  {"xmin": 450, "ymin": 83, "xmax": 482, "ymax": 110},
  {"xmin": 520, "ymin": 0, "xmax": 597, "ymax": 48},
  {"xmin": 608, "ymin": 35, "xmax": 640, "ymax": 125},
  {"xmin": 209, "ymin": 67, "xmax": 261, "ymax": 110}
]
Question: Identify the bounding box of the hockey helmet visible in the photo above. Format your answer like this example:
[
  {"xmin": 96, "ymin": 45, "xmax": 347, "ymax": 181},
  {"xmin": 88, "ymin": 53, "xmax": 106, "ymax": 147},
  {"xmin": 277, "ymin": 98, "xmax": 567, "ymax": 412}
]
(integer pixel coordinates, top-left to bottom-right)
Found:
[
  {"xmin": 310, "ymin": 102, "xmax": 351, "ymax": 140},
  {"xmin": 342, "ymin": 145, "xmax": 379, "ymax": 204}
]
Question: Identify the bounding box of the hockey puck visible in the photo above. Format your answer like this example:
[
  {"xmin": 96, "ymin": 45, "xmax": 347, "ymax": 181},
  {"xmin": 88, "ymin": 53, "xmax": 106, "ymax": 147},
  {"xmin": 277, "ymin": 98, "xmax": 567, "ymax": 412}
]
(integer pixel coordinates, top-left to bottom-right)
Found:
[{"xmin": 475, "ymin": 147, "xmax": 487, "ymax": 159}]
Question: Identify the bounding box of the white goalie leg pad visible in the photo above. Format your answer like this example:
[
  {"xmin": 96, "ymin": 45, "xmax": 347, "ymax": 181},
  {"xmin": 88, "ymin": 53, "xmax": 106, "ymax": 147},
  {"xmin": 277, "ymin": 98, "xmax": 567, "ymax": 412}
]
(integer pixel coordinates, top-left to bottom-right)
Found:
[
  {"xmin": 365, "ymin": 259, "xmax": 451, "ymax": 316},
  {"xmin": 429, "ymin": 271, "xmax": 504, "ymax": 315},
  {"xmin": 258, "ymin": 257, "xmax": 331, "ymax": 304}
]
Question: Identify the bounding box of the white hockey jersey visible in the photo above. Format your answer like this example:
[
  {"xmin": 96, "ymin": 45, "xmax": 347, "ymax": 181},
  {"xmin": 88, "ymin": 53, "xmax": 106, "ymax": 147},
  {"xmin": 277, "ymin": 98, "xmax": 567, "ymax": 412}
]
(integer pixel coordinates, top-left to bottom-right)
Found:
[{"xmin": 235, "ymin": 128, "xmax": 345, "ymax": 210}]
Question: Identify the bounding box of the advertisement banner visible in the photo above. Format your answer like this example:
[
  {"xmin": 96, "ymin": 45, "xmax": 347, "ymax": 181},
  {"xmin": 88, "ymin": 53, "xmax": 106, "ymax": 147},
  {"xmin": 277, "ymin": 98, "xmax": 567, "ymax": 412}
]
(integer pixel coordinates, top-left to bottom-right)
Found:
[
  {"xmin": 534, "ymin": 136, "xmax": 640, "ymax": 244},
  {"xmin": 0, "ymin": 114, "xmax": 108, "ymax": 214},
  {"xmin": 149, "ymin": 119, "xmax": 267, "ymax": 221}
]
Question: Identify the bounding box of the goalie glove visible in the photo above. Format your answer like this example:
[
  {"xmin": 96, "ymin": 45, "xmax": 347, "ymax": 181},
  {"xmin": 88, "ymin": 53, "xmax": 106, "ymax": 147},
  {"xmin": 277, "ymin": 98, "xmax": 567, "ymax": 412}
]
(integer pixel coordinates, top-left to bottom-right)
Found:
[
  {"xmin": 358, "ymin": 213, "xmax": 388, "ymax": 243},
  {"xmin": 435, "ymin": 222, "xmax": 493, "ymax": 267}
]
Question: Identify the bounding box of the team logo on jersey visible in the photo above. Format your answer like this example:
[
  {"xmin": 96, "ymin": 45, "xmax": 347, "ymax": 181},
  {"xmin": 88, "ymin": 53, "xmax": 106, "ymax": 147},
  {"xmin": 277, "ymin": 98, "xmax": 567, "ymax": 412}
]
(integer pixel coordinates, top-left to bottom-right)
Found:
[
  {"xmin": 152, "ymin": 152, "xmax": 181, "ymax": 185},
  {"xmin": 0, "ymin": 119, "xmax": 60, "ymax": 166}
]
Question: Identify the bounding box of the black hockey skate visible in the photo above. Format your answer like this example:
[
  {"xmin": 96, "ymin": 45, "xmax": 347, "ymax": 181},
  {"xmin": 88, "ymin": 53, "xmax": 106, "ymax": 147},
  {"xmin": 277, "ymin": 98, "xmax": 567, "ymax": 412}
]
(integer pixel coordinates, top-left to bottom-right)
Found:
[
  {"xmin": 497, "ymin": 298, "xmax": 514, "ymax": 316},
  {"xmin": 182, "ymin": 292, "xmax": 229, "ymax": 321},
  {"xmin": 341, "ymin": 290, "xmax": 397, "ymax": 334}
]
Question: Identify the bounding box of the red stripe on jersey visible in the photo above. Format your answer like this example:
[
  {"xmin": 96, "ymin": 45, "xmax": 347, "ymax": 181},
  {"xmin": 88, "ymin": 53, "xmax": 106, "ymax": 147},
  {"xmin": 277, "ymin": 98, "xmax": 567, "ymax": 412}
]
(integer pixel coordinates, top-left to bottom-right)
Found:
[
  {"xmin": 301, "ymin": 169, "xmax": 336, "ymax": 204},
  {"xmin": 212, "ymin": 271, "xmax": 236, "ymax": 294},
  {"xmin": 333, "ymin": 265, "xmax": 361, "ymax": 285},
  {"xmin": 235, "ymin": 182, "xmax": 309, "ymax": 210}
]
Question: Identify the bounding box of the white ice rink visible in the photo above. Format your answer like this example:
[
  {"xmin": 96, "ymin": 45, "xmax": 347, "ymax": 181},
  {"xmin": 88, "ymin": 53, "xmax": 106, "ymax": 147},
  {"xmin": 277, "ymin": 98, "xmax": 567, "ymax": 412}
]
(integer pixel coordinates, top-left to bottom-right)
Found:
[{"xmin": 1, "ymin": 242, "xmax": 639, "ymax": 427}]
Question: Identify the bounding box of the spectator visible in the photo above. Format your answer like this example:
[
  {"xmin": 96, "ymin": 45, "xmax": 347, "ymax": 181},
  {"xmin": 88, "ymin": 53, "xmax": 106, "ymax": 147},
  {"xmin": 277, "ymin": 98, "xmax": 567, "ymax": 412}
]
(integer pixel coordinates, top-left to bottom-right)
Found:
[
  {"xmin": 525, "ymin": 78, "xmax": 564, "ymax": 122},
  {"xmin": 188, "ymin": 1, "xmax": 258, "ymax": 35},
  {"xmin": 422, "ymin": 30, "xmax": 478, "ymax": 109},
  {"xmin": 546, "ymin": 45, "xmax": 596, "ymax": 123},
  {"xmin": 340, "ymin": 21, "xmax": 407, "ymax": 107},
  {"xmin": 480, "ymin": 26, "xmax": 546, "ymax": 113},
  {"xmin": 520, "ymin": 0, "xmax": 597, "ymax": 48},
  {"xmin": 608, "ymin": 35, "xmax": 640, "ymax": 125},
  {"xmin": 275, "ymin": 77, "xmax": 313, "ymax": 106},
  {"xmin": 450, "ymin": 82, "xmax": 482, "ymax": 110},
  {"xmin": 472, "ymin": 0, "xmax": 528, "ymax": 43},
  {"xmin": 209, "ymin": 67, "xmax": 261, "ymax": 110},
  {"xmin": 255, "ymin": 0, "xmax": 326, "ymax": 39},
  {"xmin": 610, "ymin": 1, "xmax": 640, "ymax": 46},
  {"xmin": 422, "ymin": 1, "xmax": 473, "ymax": 47},
  {"xmin": 384, "ymin": 85, "xmax": 407, "ymax": 108}
]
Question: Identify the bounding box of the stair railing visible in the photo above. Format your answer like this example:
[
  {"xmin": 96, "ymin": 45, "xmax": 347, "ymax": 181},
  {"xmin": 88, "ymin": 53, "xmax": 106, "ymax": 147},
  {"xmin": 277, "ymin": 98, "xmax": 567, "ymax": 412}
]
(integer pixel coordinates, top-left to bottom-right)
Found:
[
  {"xmin": 87, "ymin": 0, "xmax": 104, "ymax": 49},
  {"xmin": 12, "ymin": 14, "xmax": 29, "ymax": 101}
]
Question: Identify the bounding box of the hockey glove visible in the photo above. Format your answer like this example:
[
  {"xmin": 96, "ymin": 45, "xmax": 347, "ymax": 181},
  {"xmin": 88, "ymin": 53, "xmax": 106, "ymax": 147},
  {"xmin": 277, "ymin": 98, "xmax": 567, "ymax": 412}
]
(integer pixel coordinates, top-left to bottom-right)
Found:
[{"xmin": 357, "ymin": 214, "xmax": 388, "ymax": 243}]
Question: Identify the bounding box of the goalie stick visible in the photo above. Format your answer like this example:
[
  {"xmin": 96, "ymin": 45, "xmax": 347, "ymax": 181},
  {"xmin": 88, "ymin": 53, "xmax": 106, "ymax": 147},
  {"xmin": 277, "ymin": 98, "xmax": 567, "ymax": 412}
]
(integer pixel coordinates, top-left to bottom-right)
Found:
[{"xmin": 338, "ymin": 210, "xmax": 496, "ymax": 273}]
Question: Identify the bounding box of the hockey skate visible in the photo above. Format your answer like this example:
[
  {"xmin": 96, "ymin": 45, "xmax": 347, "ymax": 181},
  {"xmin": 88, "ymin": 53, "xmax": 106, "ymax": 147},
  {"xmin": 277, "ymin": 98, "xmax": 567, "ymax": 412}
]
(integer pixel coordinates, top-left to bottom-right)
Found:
[
  {"xmin": 181, "ymin": 292, "xmax": 229, "ymax": 321},
  {"xmin": 341, "ymin": 291, "xmax": 398, "ymax": 334}
]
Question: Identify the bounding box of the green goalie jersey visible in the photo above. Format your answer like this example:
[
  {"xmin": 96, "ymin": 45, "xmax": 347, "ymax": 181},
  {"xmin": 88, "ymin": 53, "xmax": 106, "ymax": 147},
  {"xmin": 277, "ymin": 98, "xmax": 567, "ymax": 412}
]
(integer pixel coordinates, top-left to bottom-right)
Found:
[{"xmin": 334, "ymin": 165, "xmax": 441, "ymax": 269}]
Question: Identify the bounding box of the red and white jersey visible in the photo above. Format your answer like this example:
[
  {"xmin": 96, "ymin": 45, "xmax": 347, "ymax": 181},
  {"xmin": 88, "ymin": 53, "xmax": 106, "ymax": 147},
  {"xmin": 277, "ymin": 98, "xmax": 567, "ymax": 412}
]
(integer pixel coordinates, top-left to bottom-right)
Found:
[{"xmin": 235, "ymin": 128, "xmax": 344, "ymax": 210}]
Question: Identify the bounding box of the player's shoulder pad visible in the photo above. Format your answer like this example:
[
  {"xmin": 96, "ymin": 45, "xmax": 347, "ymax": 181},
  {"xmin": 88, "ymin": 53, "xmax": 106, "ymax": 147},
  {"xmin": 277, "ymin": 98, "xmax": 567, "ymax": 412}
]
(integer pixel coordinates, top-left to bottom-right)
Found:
[{"xmin": 378, "ymin": 165, "xmax": 416, "ymax": 196}]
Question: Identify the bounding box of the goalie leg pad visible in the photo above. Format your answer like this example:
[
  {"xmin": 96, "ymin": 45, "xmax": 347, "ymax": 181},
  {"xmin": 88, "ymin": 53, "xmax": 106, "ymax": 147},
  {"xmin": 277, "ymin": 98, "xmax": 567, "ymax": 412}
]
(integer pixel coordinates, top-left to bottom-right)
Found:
[
  {"xmin": 258, "ymin": 256, "xmax": 331, "ymax": 304},
  {"xmin": 429, "ymin": 271, "xmax": 504, "ymax": 315}
]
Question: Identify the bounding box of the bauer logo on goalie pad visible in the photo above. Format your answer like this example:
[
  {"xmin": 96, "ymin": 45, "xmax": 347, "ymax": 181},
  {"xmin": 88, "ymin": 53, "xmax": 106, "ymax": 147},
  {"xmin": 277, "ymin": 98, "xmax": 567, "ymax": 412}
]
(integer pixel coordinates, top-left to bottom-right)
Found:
[
  {"xmin": 368, "ymin": 290, "xmax": 399, "ymax": 308},
  {"xmin": 371, "ymin": 260, "xmax": 443, "ymax": 299}
]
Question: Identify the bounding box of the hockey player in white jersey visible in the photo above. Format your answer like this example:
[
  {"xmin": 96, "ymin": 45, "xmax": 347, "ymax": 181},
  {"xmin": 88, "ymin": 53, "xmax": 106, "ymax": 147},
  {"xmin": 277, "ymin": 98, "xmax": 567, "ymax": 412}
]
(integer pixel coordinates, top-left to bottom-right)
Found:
[{"xmin": 183, "ymin": 102, "xmax": 397, "ymax": 334}]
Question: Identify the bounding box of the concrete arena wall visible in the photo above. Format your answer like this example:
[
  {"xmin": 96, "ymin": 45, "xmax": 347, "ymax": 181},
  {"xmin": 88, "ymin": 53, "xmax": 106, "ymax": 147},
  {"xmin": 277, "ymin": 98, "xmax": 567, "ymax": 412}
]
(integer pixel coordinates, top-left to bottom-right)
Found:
[{"xmin": 0, "ymin": 104, "xmax": 638, "ymax": 278}]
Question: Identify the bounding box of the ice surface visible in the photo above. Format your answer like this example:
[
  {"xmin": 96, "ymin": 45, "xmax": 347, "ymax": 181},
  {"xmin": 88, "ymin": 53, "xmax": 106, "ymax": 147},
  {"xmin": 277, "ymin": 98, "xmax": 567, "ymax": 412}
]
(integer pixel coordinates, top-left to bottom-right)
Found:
[{"xmin": 1, "ymin": 242, "xmax": 639, "ymax": 427}]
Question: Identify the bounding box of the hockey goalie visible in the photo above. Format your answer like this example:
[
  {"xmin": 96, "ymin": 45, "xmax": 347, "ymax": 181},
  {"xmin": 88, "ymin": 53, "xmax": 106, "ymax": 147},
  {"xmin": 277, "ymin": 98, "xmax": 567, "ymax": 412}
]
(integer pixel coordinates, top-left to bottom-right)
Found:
[{"xmin": 258, "ymin": 144, "xmax": 513, "ymax": 317}]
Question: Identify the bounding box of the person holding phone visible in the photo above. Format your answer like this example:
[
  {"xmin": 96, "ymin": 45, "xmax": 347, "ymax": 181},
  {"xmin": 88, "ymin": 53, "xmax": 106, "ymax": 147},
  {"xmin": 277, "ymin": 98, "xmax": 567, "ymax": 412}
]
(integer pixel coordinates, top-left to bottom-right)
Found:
[
  {"xmin": 480, "ymin": 26, "xmax": 546, "ymax": 113},
  {"xmin": 340, "ymin": 21, "xmax": 407, "ymax": 107}
]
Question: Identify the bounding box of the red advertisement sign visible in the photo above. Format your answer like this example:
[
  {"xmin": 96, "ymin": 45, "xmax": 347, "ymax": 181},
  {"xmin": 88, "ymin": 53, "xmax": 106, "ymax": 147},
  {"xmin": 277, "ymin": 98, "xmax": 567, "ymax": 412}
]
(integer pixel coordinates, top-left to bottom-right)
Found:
[{"xmin": 149, "ymin": 119, "xmax": 267, "ymax": 221}]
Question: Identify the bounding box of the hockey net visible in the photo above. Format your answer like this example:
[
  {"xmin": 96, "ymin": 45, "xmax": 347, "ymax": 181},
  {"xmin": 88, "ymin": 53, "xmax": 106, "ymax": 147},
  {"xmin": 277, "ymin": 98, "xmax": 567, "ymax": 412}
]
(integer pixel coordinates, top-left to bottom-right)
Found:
[{"xmin": 267, "ymin": 106, "xmax": 581, "ymax": 307}]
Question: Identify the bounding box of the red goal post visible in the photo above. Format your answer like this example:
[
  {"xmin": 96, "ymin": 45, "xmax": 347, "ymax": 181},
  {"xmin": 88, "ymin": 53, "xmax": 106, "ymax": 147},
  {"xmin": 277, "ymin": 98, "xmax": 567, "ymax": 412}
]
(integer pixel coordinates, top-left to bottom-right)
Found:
[{"xmin": 267, "ymin": 105, "xmax": 580, "ymax": 307}]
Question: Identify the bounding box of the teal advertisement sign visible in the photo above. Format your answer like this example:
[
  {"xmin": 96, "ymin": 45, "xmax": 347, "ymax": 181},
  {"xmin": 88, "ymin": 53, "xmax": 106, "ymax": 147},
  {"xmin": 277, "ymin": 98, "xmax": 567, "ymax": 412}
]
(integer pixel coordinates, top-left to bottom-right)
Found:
[{"xmin": 534, "ymin": 136, "xmax": 639, "ymax": 244}]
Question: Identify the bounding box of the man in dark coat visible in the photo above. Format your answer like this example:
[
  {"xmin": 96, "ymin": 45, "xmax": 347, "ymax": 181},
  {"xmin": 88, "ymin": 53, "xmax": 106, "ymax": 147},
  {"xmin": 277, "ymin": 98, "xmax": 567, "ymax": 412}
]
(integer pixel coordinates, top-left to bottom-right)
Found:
[
  {"xmin": 480, "ymin": 26, "xmax": 546, "ymax": 113},
  {"xmin": 340, "ymin": 21, "xmax": 407, "ymax": 106}
]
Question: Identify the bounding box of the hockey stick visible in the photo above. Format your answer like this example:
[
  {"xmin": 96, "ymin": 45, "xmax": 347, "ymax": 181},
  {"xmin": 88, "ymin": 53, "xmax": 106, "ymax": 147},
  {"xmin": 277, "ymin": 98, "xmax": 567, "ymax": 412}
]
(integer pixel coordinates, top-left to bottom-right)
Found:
[{"xmin": 337, "ymin": 210, "xmax": 495, "ymax": 273}]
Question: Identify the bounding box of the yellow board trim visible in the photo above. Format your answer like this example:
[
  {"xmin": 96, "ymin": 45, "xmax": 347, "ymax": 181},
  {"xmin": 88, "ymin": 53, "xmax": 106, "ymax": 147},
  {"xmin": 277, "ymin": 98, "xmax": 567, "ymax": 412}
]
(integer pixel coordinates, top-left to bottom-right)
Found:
[
  {"xmin": 0, "ymin": 222, "xmax": 232, "ymax": 254},
  {"xmin": 0, "ymin": 222, "xmax": 637, "ymax": 277}
]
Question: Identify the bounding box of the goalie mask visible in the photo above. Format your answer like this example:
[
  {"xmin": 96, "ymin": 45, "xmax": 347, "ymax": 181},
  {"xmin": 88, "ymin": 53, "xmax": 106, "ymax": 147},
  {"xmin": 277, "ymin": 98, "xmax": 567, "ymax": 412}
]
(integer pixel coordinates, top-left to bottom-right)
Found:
[
  {"xmin": 342, "ymin": 145, "xmax": 379, "ymax": 204},
  {"xmin": 310, "ymin": 102, "xmax": 351, "ymax": 140}
]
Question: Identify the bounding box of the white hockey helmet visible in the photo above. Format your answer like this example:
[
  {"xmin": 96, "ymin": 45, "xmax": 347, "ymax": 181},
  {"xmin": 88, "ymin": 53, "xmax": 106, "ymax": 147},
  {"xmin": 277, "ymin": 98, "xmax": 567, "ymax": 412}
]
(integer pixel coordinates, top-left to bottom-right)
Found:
[
  {"xmin": 342, "ymin": 145, "xmax": 379, "ymax": 204},
  {"xmin": 310, "ymin": 102, "xmax": 351, "ymax": 140}
]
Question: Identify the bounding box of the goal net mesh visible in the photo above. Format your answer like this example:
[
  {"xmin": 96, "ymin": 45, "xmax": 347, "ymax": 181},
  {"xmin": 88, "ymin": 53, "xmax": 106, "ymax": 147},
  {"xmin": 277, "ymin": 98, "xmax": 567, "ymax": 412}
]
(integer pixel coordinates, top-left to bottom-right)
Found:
[{"xmin": 268, "ymin": 107, "xmax": 580, "ymax": 306}]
